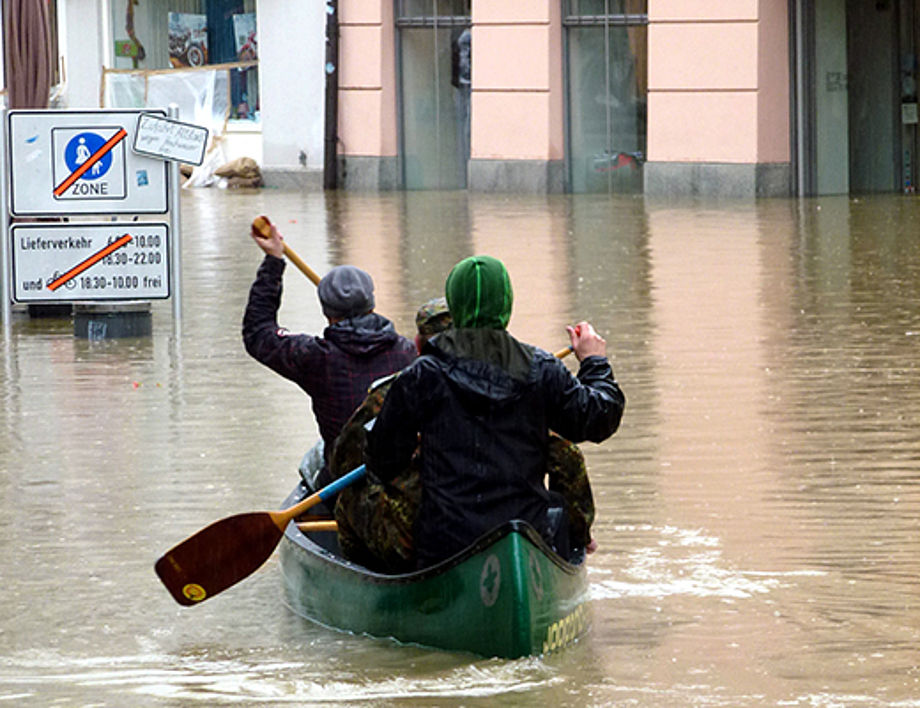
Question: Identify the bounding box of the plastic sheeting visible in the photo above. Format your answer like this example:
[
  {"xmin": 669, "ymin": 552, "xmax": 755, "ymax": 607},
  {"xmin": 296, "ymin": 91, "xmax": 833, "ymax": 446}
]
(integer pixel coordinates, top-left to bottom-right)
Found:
[{"xmin": 101, "ymin": 63, "xmax": 251, "ymax": 187}]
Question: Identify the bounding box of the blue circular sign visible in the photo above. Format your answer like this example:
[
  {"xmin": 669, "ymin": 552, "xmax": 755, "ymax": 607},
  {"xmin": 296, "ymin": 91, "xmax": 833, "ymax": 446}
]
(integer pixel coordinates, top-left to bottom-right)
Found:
[{"xmin": 64, "ymin": 132, "xmax": 112, "ymax": 180}]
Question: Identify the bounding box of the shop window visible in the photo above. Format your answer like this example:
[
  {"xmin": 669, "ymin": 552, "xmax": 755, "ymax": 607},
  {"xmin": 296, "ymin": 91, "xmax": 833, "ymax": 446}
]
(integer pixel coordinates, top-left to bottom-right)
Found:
[
  {"xmin": 110, "ymin": 0, "xmax": 258, "ymax": 122},
  {"xmin": 564, "ymin": 1, "xmax": 647, "ymax": 194}
]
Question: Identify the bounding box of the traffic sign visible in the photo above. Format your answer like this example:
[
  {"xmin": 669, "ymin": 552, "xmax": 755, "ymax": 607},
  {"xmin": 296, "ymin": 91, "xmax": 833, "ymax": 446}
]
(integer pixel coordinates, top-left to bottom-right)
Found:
[
  {"xmin": 11, "ymin": 222, "xmax": 170, "ymax": 302},
  {"xmin": 7, "ymin": 110, "xmax": 168, "ymax": 215},
  {"xmin": 54, "ymin": 127, "xmax": 127, "ymax": 199}
]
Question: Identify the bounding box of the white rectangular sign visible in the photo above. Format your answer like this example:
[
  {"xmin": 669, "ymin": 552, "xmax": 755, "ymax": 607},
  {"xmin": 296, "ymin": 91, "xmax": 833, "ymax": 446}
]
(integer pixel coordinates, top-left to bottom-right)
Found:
[
  {"xmin": 7, "ymin": 109, "xmax": 169, "ymax": 216},
  {"xmin": 133, "ymin": 113, "xmax": 209, "ymax": 165},
  {"xmin": 11, "ymin": 222, "xmax": 170, "ymax": 302}
]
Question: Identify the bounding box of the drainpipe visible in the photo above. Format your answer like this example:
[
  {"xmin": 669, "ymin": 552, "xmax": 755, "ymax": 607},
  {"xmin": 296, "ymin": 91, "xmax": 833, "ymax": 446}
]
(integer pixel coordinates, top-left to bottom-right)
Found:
[{"xmin": 323, "ymin": 0, "xmax": 339, "ymax": 190}]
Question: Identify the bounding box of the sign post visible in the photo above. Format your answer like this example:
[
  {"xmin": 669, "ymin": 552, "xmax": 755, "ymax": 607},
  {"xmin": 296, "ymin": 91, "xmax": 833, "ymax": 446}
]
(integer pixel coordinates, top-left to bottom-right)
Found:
[
  {"xmin": 167, "ymin": 105, "xmax": 184, "ymax": 328},
  {"xmin": 1, "ymin": 110, "xmax": 9, "ymax": 337}
]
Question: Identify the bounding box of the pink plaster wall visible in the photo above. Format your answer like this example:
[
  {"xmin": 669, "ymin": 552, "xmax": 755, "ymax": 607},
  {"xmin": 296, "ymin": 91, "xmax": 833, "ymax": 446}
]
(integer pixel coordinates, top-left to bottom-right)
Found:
[
  {"xmin": 470, "ymin": 2, "xmax": 563, "ymax": 161},
  {"xmin": 474, "ymin": 25, "xmax": 551, "ymax": 90},
  {"xmin": 651, "ymin": 1, "xmax": 758, "ymax": 21},
  {"xmin": 648, "ymin": 92, "xmax": 758, "ymax": 162},
  {"xmin": 757, "ymin": 0, "xmax": 790, "ymax": 162},
  {"xmin": 648, "ymin": 0, "xmax": 790, "ymax": 164},
  {"xmin": 648, "ymin": 23, "xmax": 758, "ymax": 90},
  {"xmin": 338, "ymin": 1, "xmax": 397, "ymax": 157},
  {"xmin": 339, "ymin": 1, "xmax": 383, "ymax": 23},
  {"xmin": 475, "ymin": 1, "xmax": 554, "ymax": 24},
  {"xmin": 474, "ymin": 92, "xmax": 555, "ymax": 160},
  {"xmin": 337, "ymin": 91, "xmax": 387, "ymax": 156},
  {"xmin": 339, "ymin": 25, "xmax": 383, "ymax": 88}
]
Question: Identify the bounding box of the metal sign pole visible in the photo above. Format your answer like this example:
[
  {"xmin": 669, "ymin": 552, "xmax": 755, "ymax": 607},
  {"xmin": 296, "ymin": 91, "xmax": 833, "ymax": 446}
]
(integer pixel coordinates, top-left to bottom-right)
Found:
[
  {"xmin": 168, "ymin": 104, "xmax": 182, "ymax": 334},
  {"xmin": 1, "ymin": 108, "xmax": 11, "ymax": 338}
]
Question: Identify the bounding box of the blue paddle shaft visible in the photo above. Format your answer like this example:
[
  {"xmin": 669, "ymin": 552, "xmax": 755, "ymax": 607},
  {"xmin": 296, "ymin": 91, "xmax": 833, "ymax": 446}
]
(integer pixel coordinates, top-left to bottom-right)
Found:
[{"xmin": 318, "ymin": 464, "xmax": 367, "ymax": 501}]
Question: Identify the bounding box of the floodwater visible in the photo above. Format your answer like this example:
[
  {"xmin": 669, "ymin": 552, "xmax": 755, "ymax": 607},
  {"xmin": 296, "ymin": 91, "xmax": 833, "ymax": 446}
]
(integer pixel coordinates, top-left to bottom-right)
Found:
[{"xmin": 1, "ymin": 187, "xmax": 919, "ymax": 707}]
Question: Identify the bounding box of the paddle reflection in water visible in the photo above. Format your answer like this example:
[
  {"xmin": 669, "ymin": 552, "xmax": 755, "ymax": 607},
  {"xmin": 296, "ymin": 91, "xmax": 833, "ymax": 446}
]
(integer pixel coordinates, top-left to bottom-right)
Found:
[{"xmin": 0, "ymin": 190, "xmax": 918, "ymax": 705}]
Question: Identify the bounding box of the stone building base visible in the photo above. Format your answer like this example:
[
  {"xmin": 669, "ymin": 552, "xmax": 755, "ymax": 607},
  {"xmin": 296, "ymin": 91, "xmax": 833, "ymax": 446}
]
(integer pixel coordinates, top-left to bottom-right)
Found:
[
  {"xmin": 644, "ymin": 162, "xmax": 792, "ymax": 198},
  {"xmin": 74, "ymin": 302, "xmax": 152, "ymax": 340},
  {"xmin": 337, "ymin": 156, "xmax": 400, "ymax": 190},
  {"xmin": 261, "ymin": 168, "xmax": 324, "ymax": 190},
  {"xmin": 469, "ymin": 159, "xmax": 565, "ymax": 193},
  {"xmin": 274, "ymin": 157, "xmax": 792, "ymax": 197}
]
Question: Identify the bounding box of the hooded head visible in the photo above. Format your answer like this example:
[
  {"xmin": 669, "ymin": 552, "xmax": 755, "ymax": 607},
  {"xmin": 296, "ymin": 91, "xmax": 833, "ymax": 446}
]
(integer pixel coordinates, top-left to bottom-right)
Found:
[
  {"xmin": 445, "ymin": 255, "xmax": 513, "ymax": 329},
  {"xmin": 317, "ymin": 265, "xmax": 375, "ymax": 320}
]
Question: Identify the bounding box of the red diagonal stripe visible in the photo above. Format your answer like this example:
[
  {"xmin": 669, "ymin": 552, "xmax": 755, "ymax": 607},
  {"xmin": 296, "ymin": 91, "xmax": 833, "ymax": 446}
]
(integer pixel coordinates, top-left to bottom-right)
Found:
[
  {"xmin": 48, "ymin": 234, "xmax": 133, "ymax": 291},
  {"xmin": 53, "ymin": 128, "xmax": 127, "ymax": 197}
]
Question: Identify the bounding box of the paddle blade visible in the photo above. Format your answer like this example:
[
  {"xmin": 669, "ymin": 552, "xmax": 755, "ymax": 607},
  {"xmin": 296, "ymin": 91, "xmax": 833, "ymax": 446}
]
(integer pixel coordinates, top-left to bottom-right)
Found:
[{"xmin": 154, "ymin": 512, "xmax": 285, "ymax": 606}]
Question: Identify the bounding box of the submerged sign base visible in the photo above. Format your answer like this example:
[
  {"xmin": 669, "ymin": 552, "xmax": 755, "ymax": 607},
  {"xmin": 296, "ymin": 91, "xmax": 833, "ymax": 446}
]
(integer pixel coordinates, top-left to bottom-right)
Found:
[{"xmin": 74, "ymin": 302, "xmax": 153, "ymax": 339}]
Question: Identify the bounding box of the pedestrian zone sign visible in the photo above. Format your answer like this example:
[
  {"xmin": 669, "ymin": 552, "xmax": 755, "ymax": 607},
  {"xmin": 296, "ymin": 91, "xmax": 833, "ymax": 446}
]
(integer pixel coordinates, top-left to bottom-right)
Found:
[
  {"xmin": 54, "ymin": 127, "xmax": 128, "ymax": 200},
  {"xmin": 7, "ymin": 109, "xmax": 168, "ymax": 215}
]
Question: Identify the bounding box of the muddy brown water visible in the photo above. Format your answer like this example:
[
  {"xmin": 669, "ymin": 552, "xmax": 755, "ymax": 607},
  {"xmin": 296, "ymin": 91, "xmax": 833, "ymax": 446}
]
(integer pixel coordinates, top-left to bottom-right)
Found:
[{"xmin": 1, "ymin": 189, "xmax": 918, "ymax": 706}]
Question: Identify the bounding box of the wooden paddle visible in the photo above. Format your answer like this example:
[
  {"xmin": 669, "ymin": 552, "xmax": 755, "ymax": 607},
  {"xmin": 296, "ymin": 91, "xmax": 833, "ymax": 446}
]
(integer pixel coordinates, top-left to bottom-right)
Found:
[
  {"xmin": 155, "ymin": 465, "xmax": 366, "ymax": 606},
  {"xmin": 297, "ymin": 520, "xmax": 338, "ymax": 533},
  {"xmin": 554, "ymin": 345, "xmax": 573, "ymax": 359},
  {"xmin": 252, "ymin": 215, "xmax": 322, "ymax": 285}
]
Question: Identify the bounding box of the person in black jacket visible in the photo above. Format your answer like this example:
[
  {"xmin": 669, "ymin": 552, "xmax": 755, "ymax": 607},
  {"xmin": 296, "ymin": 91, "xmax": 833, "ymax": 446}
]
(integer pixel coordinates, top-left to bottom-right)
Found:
[
  {"xmin": 243, "ymin": 219, "xmax": 416, "ymax": 490},
  {"xmin": 366, "ymin": 255, "xmax": 625, "ymax": 568}
]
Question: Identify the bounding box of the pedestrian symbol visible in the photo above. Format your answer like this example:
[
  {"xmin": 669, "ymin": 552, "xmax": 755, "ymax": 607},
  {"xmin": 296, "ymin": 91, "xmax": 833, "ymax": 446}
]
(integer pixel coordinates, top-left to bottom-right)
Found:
[
  {"xmin": 52, "ymin": 126, "xmax": 127, "ymax": 201},
  {"xmin": 65, "ymin": 133, "xmax": 113, "ymax": 180}
]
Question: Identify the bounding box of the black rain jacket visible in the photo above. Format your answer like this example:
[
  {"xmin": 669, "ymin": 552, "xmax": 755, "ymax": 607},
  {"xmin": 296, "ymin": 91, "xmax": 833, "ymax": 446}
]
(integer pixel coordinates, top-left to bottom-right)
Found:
[{"xmin": 366, "ymin": 327, "xmax": 625, "ymax": 567}]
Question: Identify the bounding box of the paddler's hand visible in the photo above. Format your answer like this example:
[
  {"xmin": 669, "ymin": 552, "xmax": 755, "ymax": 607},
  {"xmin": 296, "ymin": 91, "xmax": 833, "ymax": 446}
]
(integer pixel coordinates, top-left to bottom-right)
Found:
[
  {"xmin": 566, "ymin": 321, "xmax": 607, "ymax": 361},
  {"xmin": 250, "ymin": 215, "xmax": 285, "ymax": 259}
]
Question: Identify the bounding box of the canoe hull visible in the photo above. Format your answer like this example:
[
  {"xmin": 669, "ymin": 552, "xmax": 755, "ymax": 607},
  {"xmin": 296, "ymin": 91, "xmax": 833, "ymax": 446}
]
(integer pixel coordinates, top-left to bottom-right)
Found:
[{"xmin": 279, "ymin": 485, "xmax": 589, "ymax": 658}]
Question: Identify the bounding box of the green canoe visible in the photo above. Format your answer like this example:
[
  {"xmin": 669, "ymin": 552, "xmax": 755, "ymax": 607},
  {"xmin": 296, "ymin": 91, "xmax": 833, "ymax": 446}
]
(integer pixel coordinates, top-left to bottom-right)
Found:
[{"xmin": 278, "ymin": 483, "xmax": 590, "ymax": 658}]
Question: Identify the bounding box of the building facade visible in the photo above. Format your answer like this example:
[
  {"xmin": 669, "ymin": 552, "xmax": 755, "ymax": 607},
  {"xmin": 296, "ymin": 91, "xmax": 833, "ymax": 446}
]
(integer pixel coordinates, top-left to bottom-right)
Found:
[
  {"xmin": 3, "ymin": 1, "xmax": 917, "ymax": 197},
  {"xmin": 1, "ymin": 0, "xmax": 327, "ymax": 187}
]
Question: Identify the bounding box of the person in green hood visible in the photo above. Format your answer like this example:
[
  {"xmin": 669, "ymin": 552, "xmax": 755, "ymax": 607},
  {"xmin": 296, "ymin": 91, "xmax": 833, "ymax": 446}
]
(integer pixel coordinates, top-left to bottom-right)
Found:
[
  {"xmin": 445, "ymin": 254, "xmax": 514, "ymax": 328},
  {"xmin": 366, "ymin": 255, "xmax": 625, "ymax": 568}
]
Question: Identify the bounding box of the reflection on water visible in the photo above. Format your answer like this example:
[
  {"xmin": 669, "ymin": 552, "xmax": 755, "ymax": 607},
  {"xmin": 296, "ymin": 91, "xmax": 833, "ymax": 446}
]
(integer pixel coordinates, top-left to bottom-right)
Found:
[{"xmin": 2, "ymin": 189, "xmax": 919, "ymax": 706}]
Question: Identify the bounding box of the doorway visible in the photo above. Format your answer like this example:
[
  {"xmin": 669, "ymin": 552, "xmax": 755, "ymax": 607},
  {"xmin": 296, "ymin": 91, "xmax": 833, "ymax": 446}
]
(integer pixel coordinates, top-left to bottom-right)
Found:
[
  {"xmin": 563, "ymin": 1, "xmax": 648, "ymax": 195},
  {"xmin": 396, "ymin": 1, "xmax": 471, "ymax": 190},
  {"xmin": 793, "ymin": 0, "xmax": 917, "ymax": 195}
]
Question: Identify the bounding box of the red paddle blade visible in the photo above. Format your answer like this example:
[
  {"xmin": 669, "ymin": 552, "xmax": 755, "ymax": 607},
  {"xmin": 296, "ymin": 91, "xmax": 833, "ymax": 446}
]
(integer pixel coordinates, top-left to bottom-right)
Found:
[{"xmin": 154, "ymin": 512, "xmax": 285, "ymax": 606}]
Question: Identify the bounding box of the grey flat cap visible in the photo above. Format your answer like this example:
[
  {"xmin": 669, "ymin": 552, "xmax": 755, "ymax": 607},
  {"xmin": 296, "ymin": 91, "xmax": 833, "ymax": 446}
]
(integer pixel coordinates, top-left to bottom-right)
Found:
[{"xmin": 317, "ymin": 265, "xmax": 375, "ymax": 319}]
